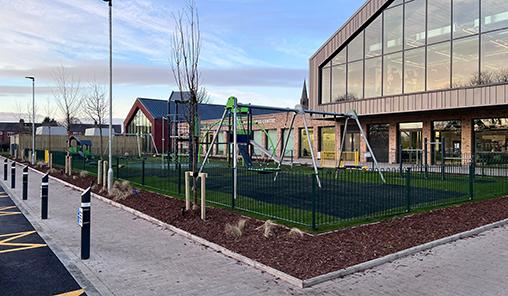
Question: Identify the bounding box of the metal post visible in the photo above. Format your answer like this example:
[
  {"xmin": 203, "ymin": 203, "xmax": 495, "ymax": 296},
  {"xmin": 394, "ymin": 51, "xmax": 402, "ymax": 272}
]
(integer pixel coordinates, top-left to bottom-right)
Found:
[
  {"xmin": 424, "ymin": 138, "xmax": 428, "ymax": 178},
  {"xmin": 22, "ymin": 166, "xmax": 28, "ymax": 200},
  {"xmin": 405, "ymin": 168, "xmax": 411, "ymax": 213},
  {"xmin": 232, "ymin": 97, "xmax": 238, "ymax": 203},
  {"xmin": 106, "ymin": 0, "xmax": 114, "ymax": 193},
  {"xmin": 3, "ymin": 159, "xmax": 7, "ymax": 181},
  {"xmin": 469, "ymin": 162, "xmax": 475, "ymax": 200},
  {"xmin": 311, "ymin": 175, "xmax": 317, "ymax": 230},
  {"xmin": 300, "ymin": 106, "xmax": 321, "ymax": 188},
  {"xmin": 178, "ymin": 163, "xmax": 182, "ymax": 194},
  {"xmin": 399, "ymin": 143, "xmax": 403, "ymax": 177},
  {"xmin": 10, "ymin": 162, "xmax": 15, "ymax": 189},
  {"xmin": 141, "ymin": 159, "xmax": 145, "ymax": 185},
  {"xmin": 41, "ymin": 174, "xmax": 48, "ymax": 219},
  {"xmin": 79, "ymin": 187, "xmax": 91, "ymax": 260},
  {"xmin": 441, "ymin": 138, "xmax": 445, "ymax": 181},
  {"xmin": 185, "ymin": 171, "xmax": 191, "ymax": 210},
  {"xmin": 116, "ymin": 157, "xmax": 119, "ymax": 179}
]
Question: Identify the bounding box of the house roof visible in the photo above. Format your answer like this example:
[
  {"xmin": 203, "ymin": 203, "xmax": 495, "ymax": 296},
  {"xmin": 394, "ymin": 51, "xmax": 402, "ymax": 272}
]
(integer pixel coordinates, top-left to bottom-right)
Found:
[{"xmin": 0, "ymin": 122, "xmax": 27, "ymax": 133}]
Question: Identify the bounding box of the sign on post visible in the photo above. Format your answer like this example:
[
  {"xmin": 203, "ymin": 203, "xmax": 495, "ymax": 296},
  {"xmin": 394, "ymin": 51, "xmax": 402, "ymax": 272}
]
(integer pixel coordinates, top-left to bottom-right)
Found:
[{"xmin": 80, "ymin": 187, "xmax": 91, "ymax": 260}]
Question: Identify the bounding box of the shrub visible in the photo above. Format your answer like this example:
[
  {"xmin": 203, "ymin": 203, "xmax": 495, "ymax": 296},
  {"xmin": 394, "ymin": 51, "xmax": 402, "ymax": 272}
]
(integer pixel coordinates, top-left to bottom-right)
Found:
[
  {"xmin": 79, "ymin": 170, "xmax": 89, "ymax": 178},
  {"xmin": 225, "ymin": 219, "xmax": 248, "ymax": 239},
  {"xmin": 256, "ymin": 220, "xmax": 276, "ymax": 238},
  {"xmin": 287, "ymin": 227, "xmax": 304, "ymax": 239}
]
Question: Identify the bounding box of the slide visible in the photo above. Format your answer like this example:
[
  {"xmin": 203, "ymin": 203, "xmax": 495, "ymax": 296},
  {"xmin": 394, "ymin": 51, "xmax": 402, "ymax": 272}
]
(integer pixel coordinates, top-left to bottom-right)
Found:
[{"xmin": 238, "ymin": 144, "xmax": 253, "ymax": 168}]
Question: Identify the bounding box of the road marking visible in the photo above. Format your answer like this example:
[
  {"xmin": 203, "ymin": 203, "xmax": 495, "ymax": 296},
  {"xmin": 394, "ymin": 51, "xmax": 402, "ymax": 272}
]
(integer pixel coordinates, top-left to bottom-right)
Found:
[
  {"xmin": 54, "ymin": 288, "xmax": 85, "ymax": 296},
  {"xmin": 0, "ymin": 206, "xmax": 21, "ymax": 217},
  {"xmin": 0, "ymin": 231, "xmax": 47, "ymax": 254}
]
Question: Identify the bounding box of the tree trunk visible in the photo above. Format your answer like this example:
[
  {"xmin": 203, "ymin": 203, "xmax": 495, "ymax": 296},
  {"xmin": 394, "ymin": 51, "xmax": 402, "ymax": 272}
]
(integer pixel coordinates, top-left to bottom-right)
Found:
[{"xmin": 99, "ymin": 128, "xmax": 104, "ymax": 160}]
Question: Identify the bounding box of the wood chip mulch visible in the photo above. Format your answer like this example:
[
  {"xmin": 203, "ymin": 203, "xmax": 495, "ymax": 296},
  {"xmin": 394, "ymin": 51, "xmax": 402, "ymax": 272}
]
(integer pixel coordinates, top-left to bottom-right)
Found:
[{"xmin": 41, "ymin": 167, "xmax": 508, "ymax": 280}]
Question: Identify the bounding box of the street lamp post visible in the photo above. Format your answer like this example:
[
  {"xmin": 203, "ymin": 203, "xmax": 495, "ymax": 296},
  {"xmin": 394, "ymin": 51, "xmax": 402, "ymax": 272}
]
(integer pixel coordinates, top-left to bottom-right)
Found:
[
  {"xmin": 103, "ymin": 0, "xmax": 113, "ymax": 192},
  {"xmin": 25, "ymin": 76, "xmax": 35, "ymax": 165}
]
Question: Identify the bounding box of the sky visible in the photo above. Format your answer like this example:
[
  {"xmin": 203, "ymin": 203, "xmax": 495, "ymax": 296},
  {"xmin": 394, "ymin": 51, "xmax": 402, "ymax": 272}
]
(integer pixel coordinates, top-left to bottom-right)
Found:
[{"xmin": 0, "ymin": 0, "xmax": 364, "ymax": 124}]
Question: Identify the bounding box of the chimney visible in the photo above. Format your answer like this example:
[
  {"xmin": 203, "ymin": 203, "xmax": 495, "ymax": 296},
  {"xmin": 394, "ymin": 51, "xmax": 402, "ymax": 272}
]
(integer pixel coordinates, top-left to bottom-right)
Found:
[{"xmin": 300, "ymin": 80, "xmax": 309, "ymax": 110}]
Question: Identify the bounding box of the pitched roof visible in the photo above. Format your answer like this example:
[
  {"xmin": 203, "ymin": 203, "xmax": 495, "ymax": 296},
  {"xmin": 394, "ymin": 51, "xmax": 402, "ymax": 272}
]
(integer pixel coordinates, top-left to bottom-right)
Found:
[{"xmin": 137, "ymin": 96, "xmax": 285, "ymax": 121}]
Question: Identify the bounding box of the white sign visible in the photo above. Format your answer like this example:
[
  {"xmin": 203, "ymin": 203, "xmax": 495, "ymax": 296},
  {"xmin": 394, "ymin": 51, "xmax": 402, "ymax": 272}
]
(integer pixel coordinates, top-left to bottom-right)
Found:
[{"xmin": 77, "ymin": 208, "xmax": 83, "ymax": 227}]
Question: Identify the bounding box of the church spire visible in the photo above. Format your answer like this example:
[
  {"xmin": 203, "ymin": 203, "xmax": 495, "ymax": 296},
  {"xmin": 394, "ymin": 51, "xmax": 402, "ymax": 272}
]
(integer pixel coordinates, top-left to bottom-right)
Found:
[{"xmin": 300, "ymin": 80, "xmax": 309, "ymax": 109}]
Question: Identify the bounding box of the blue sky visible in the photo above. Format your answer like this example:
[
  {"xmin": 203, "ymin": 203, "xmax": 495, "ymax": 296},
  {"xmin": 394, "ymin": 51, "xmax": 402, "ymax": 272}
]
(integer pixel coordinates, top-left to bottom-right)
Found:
[{"xmin": 0, "ymin": 0, "xmax": 364, "ymax": 123}]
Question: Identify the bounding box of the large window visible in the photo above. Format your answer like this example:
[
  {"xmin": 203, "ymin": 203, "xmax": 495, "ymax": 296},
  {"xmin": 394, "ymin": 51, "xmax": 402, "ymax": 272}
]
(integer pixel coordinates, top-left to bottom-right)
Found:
[
  {"xmin": 299, "ymin": 128, "xmax": 314, "ymax": 158},
  {"xmin": 319, "ymin": 127, "xmax": 336, "ymax": 160},
  {"xmin": 452, "ymin": 36, "xmax": 479, "ymax": 87},
  {"xmin": 475, "ymin": 118, "xmax": 508, "ymax": 162},
  {"xmin": 384, "ymin": 52, "xmax": 403, "ymax": 96},
  {"xmin": 427, "ymin": 42, "xmax": 451, "ymax": 90},
  {"xmin": 482, "ymin": 0, "xmax": 508, "ymax": 33},
  {"xmin": 404, "ymin": 47, "xmax": 426, "ymax": 93},
  {"xmin": 432, "ymin": 120, "xmax": 462, "ymax": 163},
  {"xmin": 481, "ymin": 29, "xmax": 508, "ymax": 83},
  {"xmin": 282, "ymin": 129, "xmax": 294, "ymax": 157},
  {"xmin": 319, "ymin": 0, "xmax": 508, "ymax": 104},
  {"xmin": 365, "ymin": 57, "xmax": 382, "ymax": 98},
  {"xmin": 126, "ymin": 109, "xmax": 152, "ymax": 135}
]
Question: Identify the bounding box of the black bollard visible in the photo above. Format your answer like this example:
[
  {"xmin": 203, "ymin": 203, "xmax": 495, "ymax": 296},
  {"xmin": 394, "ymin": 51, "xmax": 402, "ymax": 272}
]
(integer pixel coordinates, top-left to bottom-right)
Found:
[
  {"xmin": 79, "ymin": 187, "xmax": 91, "ymax": 260},
  {"xmin": 41, "ymin": 174, "xmax": 49, "ymax": 219},
  {"xmin": 10, "ymin": 162, "xmax": 15, "ymax": 189},
  {"xmin": 3, "ymin": 159, "xmax": 7, "ymax": 181},
  {"xmin": 22, "ymin": 166, "xmax": 28, "ymax": 200}
]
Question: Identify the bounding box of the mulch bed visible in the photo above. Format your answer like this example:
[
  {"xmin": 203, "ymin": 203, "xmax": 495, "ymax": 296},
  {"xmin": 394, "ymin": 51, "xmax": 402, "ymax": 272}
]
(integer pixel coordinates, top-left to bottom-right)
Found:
[{"xmin": 36, "ymin": 165, "xmax": 508, "ymax": 280}]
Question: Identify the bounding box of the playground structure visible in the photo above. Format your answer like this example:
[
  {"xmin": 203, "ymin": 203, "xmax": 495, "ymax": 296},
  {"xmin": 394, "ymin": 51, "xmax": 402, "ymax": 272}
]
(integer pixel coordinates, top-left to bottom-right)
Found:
[{"xmin": 199, "ymin": 97, "xmax": 386, "ymax": 200}]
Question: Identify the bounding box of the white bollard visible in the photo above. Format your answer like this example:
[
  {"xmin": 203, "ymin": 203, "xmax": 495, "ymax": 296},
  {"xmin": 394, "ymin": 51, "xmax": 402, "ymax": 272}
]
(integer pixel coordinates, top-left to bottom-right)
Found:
[
  {"xmin": 199, "ymin": 173, "xmax": 207, "ymax": 220},
  {"xmin": 185, "ymin": 171, "xmax": 191, "ymax": 211},
  {"xmin": 97, "ymin": 160, "xmax": 103, "ymax": 185}
]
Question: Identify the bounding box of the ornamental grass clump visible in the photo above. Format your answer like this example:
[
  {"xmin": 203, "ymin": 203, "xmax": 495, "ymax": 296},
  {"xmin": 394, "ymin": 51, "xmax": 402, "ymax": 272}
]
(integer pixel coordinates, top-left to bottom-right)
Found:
[
  {"xmin": 287, "ymin": 227, "xmax": 304, "ymax": 239},
  {"xmin": 256, "ymin": 220, "xmax": 276, "ymax": 238},
  {"xmin": 225, "ymin": 219, "xmax": 248, "ymax": 239}
]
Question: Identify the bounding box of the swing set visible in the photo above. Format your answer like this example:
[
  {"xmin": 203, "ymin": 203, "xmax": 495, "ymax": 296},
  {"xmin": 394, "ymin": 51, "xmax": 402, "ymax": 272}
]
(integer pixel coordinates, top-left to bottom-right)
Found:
[{"xmin": 199, "ymin": 97, "xmax": 386, "ymax": 201}]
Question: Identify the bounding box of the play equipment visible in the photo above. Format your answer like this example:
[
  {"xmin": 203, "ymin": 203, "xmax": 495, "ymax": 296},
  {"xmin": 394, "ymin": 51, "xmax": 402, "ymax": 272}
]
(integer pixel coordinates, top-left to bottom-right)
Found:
[
  {"xmin": 199, "ymin": 96, "xmax": 386, "ymax": 201},
  {"xmin": 68, "ymin": 136, "xmax": 93, "ymax": 158}
]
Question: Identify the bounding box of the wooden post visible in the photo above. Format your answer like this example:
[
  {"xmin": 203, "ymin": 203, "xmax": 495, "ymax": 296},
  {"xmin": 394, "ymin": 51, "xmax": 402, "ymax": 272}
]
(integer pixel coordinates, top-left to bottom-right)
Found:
[
  {"xmin": 49, "ymin": 153, "xmax": 53, "ymax": 169},
  {"xmin": 97, "ymin": 160, "xmax": 103, "ymax": 185},
  {"xmin": 199, "ymin": 172, "xmax": 207, "ymax": 220},
  {"xmin": 185, "ymin": 171, "xmax": 191, "ymax": 211}
]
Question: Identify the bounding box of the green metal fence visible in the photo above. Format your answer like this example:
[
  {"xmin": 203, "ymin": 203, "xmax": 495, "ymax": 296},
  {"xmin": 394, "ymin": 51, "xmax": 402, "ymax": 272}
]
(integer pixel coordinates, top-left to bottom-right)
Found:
[{"xmin": 32, "ymin": 149, "xmax": 508, "ymax": 230}]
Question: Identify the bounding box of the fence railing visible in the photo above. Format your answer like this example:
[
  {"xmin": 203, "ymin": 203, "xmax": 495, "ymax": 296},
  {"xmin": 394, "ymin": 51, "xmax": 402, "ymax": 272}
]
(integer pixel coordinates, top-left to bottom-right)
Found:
[{"xmin": 29, "ymin": 149, "xmax": 508, "ymax": 230}]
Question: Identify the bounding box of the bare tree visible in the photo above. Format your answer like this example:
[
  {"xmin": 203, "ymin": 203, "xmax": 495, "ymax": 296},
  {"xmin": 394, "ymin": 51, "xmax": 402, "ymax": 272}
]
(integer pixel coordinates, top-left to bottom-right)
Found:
[
  {"xmin": 53, "ymin": 66, "xmax": 82, "ymax": 134},
  {"xmin": 170, "ymin": 0, "xmax": 207, "ymax": 209},
  {"xmin": 84, "ymin": 82, "xmax": 108, "ymax": 159}
]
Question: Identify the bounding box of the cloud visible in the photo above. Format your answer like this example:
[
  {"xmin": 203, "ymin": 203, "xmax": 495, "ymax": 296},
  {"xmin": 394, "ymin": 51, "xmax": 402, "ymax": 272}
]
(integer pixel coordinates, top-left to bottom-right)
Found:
[{"xmin": 0, "ymin": 63, "xmax": 306, "ymax": 92}]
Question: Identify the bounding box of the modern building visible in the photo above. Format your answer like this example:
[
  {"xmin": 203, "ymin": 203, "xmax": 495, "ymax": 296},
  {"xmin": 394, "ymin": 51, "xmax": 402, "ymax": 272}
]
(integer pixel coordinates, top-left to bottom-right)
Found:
[
  {"xmin": 309, "ymin": 0, "xmax": 508, "ymax": 164},
  {"xmin": 123, "ymin": 92, "xmax": 227, "ymax": 153}
]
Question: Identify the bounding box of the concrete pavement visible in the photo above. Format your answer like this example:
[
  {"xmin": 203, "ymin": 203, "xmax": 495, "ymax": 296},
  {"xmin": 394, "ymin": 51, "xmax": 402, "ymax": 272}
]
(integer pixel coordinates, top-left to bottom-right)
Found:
[{"xmin": 2, "ymin": 158, "xmax": 508, "ymax": 295}]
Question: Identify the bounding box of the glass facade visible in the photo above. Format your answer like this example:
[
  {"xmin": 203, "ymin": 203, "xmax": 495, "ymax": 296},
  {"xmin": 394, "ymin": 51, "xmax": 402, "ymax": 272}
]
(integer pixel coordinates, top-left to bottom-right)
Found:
[
  {"xmin": 319, "ymin": 0, "xmax": 508, "ymax": 104},
  {"xmin": 319, "ymin": 127, "xmax": 336, "ymax": 160},
  {"xmin": 299, "ymin": 128, "xmax": 314, "ymax": 158},
  {"xmin": 126, "ymin": 109, "xmax": 152, "ymax": 135},
  {"xmin": 399, "ymin": 122, "xmax": 423, "ymax": 163},
  {"xmin": 282, "ymin": 129, "xmax": 295, "ymax": 157},
  {"xmin": 266, "ymin": 129, "xmax": 279, "ymax": 155},
  {"xmin": 474, "ymin": 118, "xmax": 508, "ymax": 154},
  {"xmin": 368, "ymin": 124, "xmax": 390, "ymax": 163},
  {"xmin": 432, "ymin": 120, "xmax": 462, "ymax": 163}
]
